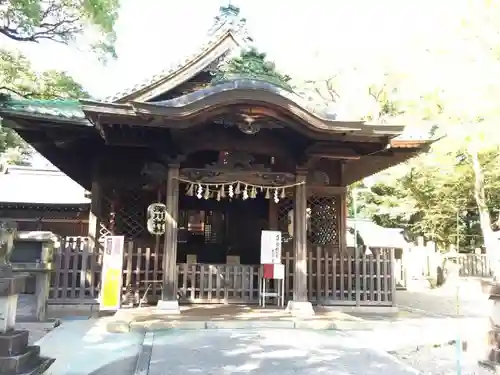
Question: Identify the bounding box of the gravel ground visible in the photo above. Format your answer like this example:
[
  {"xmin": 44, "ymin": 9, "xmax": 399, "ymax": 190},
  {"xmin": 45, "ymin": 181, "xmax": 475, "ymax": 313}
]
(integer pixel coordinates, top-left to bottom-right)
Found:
[
  {"xmin": 391, "ymin": 286, "xmax": 495, "ymax": 374},
  {"xmin": 392, "ymin": 344, "xmax": 493, "ymax": 375}
]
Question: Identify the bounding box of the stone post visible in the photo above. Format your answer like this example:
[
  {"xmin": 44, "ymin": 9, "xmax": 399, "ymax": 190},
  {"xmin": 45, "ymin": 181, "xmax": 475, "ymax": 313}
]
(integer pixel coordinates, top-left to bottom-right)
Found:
[
  {"xmin": 285, "ymin": 170, "xmax": 315, "ymax": 316},
  {"xmin": 478, "ymin": 280, "xmax": 500, "ymax": 371},
  {"xmin": 0, "ymin": 221, "xmax": 54, "ymax": 374},
  {"xmin": 157, "ymin": 164, "xmax": 180, "ymax": 314}
]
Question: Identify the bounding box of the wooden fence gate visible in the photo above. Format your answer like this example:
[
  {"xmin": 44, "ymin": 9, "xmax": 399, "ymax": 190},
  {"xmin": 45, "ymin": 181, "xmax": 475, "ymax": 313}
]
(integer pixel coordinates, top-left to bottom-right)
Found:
[{"xmin": 49, "ymin": 237, "xmax": 396, "ymax": 307}]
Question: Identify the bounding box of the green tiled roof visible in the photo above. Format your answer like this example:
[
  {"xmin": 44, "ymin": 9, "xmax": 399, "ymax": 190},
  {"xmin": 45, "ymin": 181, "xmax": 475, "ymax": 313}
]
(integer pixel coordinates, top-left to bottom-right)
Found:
[{"xmin": 0, "ymin": 99, "xmax": 87, "ymax": 121}]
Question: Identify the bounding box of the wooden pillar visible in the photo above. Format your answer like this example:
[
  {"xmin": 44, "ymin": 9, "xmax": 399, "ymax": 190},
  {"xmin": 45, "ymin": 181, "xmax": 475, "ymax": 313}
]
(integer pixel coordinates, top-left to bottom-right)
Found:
[
  {"xmin": 286, "ymin": 170, "xmax": 314, "ymax": 315},
  {"xmin": 268, "ymin": 201, "xmax": 278, "ymax": 230},
  {"xmin": 158, "ymin": 164, "xmax": 180, "ymax": 313},
  {"xmin": 88, "ymin": 180, "xmax": 101, "ymax": 252},
  {"xmin": 338, "ymin": 191, "xmax": 347, "ymax": 255},
  {"xmin": 293, "ymin": 172, "xmax": 308, "ymax": 302}
]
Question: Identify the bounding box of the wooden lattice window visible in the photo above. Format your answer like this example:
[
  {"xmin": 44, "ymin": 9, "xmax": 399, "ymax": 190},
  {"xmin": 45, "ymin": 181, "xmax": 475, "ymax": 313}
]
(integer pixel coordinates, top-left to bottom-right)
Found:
[
  {"xmin": 115, "ymin": 190, "xmax": 146, "ymax": 239},
  {"xmin": 307, "ymin": 195, "xmax": 338, "ymax": 246}
]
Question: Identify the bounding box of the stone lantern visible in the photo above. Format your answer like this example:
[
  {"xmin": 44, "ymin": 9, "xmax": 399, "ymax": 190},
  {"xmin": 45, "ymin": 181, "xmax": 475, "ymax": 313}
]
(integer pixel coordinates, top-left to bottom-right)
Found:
[{"xmin": 0, "ymin": 220, "xmax": 54, "ymax": 374}]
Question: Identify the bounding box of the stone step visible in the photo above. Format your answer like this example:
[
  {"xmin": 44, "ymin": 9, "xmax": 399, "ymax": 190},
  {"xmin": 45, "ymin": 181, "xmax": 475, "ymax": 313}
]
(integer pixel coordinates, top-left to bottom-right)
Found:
[
  {"xmin": 0, "ymin": 345, "xmax": 40, "ymax": 374},
  {"xmin": 12, "ymin": 353, "xmax": 54, "ymax": 375},
  {"xmin": 0, "ymin": 330, "xmax": 29, "ymax": 357}
]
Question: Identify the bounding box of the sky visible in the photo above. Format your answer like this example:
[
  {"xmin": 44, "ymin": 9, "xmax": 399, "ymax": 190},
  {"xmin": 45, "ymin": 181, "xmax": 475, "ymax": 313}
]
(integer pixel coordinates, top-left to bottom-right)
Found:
[{"xmin": 2, "ymin": 0, "xmax": 468, "ymax": 100}]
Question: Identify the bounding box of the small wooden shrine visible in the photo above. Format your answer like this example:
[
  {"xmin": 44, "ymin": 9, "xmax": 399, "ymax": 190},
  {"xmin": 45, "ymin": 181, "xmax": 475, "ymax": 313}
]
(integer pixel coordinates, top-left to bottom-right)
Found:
[{"xmin": 0, "ymin": 5, "xmax": 432, "ymax": 311}]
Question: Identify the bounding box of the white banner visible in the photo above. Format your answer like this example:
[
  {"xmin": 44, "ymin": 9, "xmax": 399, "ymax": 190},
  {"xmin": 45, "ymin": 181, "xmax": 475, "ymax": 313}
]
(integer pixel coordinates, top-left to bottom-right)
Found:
[{"xmin": 260, "ymin": 230, "xmax": 282, "ymax": 264}]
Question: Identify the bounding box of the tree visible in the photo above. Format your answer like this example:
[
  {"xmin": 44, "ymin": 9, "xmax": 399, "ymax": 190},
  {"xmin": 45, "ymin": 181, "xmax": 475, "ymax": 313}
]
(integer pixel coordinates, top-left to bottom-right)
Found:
[
  {"xmin": 0, "ymin": 0, "xmax": 111, "ymax": 164},
  {"xmin": 0, "ymin": 49, "xmax": 88, "ymax": 164},
  {"xmin": 0, "ymin": 0, "xmax": 119, "ymax": 59}
]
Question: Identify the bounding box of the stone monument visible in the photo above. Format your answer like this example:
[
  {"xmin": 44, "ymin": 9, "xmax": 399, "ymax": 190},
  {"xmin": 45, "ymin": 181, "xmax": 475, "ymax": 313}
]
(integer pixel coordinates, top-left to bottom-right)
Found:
[{"xmin": 0, "ymin": 220, "xmax": 54, "ymax": 374}]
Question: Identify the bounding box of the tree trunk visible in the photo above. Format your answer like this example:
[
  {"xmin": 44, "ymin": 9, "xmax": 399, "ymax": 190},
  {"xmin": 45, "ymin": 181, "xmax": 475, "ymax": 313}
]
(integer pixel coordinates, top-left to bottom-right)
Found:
[{"xmin": 469, "ymin": 146, "xmax": 497, "ymax": 277}]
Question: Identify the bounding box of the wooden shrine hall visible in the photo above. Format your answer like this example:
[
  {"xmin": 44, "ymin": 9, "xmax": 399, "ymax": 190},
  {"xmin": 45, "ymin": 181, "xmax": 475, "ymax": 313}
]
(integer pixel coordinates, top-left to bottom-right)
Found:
[{"xmin": 0, "ymin": 5, "xmax": 433, "ymax": 313}]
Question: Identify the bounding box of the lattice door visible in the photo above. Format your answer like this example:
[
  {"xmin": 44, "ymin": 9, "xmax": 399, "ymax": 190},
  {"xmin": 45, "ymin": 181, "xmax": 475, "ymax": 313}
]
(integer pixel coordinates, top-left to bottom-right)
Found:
[{"xmin": 115, "ymin": 189, "xmax": 146, "ymax": 239}]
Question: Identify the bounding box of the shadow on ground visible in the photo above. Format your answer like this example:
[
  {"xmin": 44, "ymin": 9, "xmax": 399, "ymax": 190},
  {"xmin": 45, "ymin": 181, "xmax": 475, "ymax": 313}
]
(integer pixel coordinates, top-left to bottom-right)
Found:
[
  {"xmin": 37, "ymin": 320, "xmax": 143, "ymax": 375},
  {"xmin": 148, "ymin": 329, "xmax": 419, "ymax": 375}
]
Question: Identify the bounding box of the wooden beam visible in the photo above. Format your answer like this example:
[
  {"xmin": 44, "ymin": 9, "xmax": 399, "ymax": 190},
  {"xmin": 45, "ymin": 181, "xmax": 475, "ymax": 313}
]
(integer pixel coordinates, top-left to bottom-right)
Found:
[
  {"xmin": 174, "ymin": 128, "xmax": 297, "ymax": 160},
  {"xmin": 305, "ymin": 141, "xmax": 388, "ymax": 160},
  {"xmin": 307, "ymin": 186, "xmax": 347, "ymax": 196},
  {"xmin": 0, "ymin": 217, "xmax": 88, "ymax": 224}
]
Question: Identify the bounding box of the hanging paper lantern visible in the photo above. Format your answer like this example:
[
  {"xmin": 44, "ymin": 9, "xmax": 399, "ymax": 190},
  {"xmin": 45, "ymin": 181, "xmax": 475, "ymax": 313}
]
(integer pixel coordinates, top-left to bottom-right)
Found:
[{"xmin": 146, "ymin": 203, "xmax": 167, "ymax": 235}]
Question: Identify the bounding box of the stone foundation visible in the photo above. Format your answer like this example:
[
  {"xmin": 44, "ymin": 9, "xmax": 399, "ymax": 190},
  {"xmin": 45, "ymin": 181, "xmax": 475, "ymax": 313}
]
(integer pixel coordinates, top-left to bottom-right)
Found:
[{"xmin": 0, "ymin": 273, "xmax": 54, "ymax": 374}]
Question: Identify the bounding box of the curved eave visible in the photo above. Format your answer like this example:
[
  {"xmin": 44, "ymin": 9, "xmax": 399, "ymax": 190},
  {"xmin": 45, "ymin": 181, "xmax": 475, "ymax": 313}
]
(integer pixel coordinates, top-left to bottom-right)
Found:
[
  {"xmin": 82, "ymin": 92, "xmax": 404, "ymax": 138},
  {"xmin": 390, "ymin": 139, "xmax": 434, "ymax": 149},
  {"xmin": 128, "ymin": 81, "xmax": 404, "ymax": 137},
  {"xmin": 111, "ymin": 30, "xmax": 245, "ymax": 103}
]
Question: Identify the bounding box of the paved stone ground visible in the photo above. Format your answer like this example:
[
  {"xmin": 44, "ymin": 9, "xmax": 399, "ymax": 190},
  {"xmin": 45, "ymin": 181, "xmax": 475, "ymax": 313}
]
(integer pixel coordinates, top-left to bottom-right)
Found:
[
  {"xmin": 147, "ymin": 329, "xmax": 420, "ymax": 375},
  {"xmin": 38, "ymin": 319, "xmax": 144, "ymax": 375}
]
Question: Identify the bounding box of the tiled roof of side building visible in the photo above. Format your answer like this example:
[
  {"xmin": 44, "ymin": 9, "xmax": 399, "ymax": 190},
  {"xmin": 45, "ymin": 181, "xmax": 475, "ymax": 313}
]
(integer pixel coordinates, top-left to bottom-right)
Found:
[
  {"xmin": 0, "ymin": 165, "xmax": 90, "ymax": 205},
  {"xmin": 346, "ymin": 218, "xmax": 410, "ymax": 248}
]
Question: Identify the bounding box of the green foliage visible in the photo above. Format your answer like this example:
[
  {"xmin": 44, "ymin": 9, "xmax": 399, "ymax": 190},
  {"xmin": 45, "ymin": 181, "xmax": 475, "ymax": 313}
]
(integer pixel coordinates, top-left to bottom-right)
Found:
[
  {"xmin": 212, "ymin": 47, "xmax": 292, "ymax": 89},
  {"xmin": 0, "ymin": 49, "xmax": 88, "ymax": 164},
  {"xmin": 0, "ymin": 0, "xmax": 119, "ymax": 59},
  {"xmin": 334, "ymin": 0, "xmax": 500, "ymax": 251}
]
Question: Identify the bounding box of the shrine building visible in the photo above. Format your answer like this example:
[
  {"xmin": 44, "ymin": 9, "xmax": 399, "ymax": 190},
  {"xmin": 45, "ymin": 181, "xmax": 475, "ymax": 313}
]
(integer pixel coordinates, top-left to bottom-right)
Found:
[{"xmin": 0, "ymin": 5, "xmax": 433, "ymax": 313}]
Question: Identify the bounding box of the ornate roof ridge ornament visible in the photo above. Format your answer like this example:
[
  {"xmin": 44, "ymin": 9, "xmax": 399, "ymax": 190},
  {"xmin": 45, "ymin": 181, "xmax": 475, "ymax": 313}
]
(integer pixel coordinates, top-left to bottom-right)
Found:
[
  {"xmin": 208, "ymin": 4, "xmax": 252, "ymax": 43},
  {"xmin": 210, "ymin": 48, "xmax": 293, "ymax": 91}
]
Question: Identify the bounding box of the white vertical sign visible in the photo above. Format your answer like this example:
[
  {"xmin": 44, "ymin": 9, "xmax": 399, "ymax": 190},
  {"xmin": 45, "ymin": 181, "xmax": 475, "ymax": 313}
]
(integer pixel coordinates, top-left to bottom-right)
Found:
[
  {"xmin": 260, "ymin": 230, "xmax": 282, "ymax": 264},
  {"xmin": 99, "ymin": 236, "xmax": 125, "ymax": 311}
]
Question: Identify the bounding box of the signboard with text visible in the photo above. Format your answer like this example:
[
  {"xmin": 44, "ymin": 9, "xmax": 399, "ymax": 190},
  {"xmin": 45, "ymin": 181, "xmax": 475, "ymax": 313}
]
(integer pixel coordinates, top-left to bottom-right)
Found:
[
  {"xmin": 99, "ymin": 235, "xmax": 125, "ymax": 311},
  {"xmin": 260, "ymin": 230, "xmax": 282, "ymax": 264}
]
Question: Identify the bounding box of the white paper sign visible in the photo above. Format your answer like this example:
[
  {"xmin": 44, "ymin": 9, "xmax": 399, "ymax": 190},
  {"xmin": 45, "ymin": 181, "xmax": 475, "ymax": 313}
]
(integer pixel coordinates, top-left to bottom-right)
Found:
[
  {"xmin": 273, "ymin": 263, "xmax": 285, "ymax": 280},
  {"xmin": 260, "ymin": 230, "xmax": 282, "ymax": 264}
]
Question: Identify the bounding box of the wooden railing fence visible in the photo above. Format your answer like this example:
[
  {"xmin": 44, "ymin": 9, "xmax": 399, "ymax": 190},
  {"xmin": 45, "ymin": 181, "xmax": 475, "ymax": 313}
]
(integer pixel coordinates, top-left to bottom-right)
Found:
[
  {"xmin": 49, "ymin": 237, "xmax": 396, "ymax": 306},
  {"xmin": 454, "ymin": 254, "xmax": 492, "ymax": 278}
]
